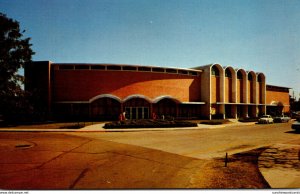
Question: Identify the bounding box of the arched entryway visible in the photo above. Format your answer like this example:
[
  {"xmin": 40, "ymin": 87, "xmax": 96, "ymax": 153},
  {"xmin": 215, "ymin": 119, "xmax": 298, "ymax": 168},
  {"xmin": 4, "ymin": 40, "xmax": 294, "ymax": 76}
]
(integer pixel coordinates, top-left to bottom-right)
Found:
[
  {"xmin": 153, "ymin": 98, "xmax": 178, "ymax": 118},
  {"xmin": 267, "ymin": 101, "xmax": 284, "ymax": 116},
  {"xmin": 91, "ymin": 97, "xmax": 121, "ymax": 120},
  {"xmin": 123, "ymin": 97, "xmax": 150, "ymax": 119}
]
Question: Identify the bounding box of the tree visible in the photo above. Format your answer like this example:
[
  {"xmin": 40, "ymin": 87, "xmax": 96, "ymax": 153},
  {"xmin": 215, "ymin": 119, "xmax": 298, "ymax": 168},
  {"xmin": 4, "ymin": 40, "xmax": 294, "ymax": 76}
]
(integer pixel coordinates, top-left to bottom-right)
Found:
[{"xmin": 0, "ymin": 12, "xmax": 35, "ymax": 122}]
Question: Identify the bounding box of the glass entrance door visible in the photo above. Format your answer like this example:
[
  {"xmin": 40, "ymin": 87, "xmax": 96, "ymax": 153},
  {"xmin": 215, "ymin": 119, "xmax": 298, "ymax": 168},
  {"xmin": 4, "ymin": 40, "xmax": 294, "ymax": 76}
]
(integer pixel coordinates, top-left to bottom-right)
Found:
[{"xmin": 125, "ymin": 107, "xmax": 149, "ymax": 119}]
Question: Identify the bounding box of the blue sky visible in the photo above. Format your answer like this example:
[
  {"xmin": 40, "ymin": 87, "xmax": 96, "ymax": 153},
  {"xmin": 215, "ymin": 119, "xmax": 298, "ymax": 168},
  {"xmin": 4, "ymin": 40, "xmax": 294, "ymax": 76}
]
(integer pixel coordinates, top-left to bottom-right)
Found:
[{"xmin": 1, "ymin": 0, "xmax": 300, "ymax": 97}]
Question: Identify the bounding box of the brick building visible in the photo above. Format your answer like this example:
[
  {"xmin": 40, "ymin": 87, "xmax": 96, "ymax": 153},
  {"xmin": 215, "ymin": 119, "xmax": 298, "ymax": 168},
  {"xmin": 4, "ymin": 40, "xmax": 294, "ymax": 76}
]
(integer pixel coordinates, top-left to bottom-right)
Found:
[{"xmin": 25, "ymin": 61, "xmax": 290, "ymax": 120}]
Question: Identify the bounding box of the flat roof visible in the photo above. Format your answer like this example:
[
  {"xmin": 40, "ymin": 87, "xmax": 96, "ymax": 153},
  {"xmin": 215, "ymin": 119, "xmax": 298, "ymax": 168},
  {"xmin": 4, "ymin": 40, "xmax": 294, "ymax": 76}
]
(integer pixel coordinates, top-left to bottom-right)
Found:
[
  {"xmin": 52, "ymin": 62, "xmax": 203, "ymax": 73},
  {"xmin": 266, "ymin": 84, "xmax": 291, "ymax": 89}
]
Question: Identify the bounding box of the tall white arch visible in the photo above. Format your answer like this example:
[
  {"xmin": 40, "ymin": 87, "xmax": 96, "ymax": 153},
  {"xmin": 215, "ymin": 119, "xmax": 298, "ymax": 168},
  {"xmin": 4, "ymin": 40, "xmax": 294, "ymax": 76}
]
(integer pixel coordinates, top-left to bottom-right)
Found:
[{"xmin": 152, "ymin": 95, "xmax": 181, "ymax": 104}]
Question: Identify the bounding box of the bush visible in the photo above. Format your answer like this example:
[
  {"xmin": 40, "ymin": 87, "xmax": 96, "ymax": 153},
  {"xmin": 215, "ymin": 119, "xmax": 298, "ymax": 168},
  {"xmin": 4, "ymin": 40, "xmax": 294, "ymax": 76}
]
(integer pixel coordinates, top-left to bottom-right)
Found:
[
  {"xmin": 104, "ymin": 119, "xmax": 197, "ymax": 129},
  {"xmin": 200, "ymin": 121, "xmax": 223, "ymax": 125},
  {"xmin": 238, "ymin": 117, "xmax": 258, "ymax": 122},
  {"xmin": 59, "ymin": 123, "xmax": 85, "ymax": 129}
]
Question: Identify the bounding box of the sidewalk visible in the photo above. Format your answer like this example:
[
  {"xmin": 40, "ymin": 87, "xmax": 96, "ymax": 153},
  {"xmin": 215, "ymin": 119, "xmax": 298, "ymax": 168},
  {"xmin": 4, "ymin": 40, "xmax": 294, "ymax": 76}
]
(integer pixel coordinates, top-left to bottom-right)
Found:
[
  {"xmin": 78, "ymin": 123, "xmax": 217, "ymax": 132},
  {"xmin": 0, "ymin": 121, "xmax": 257, "ymax": 132},
  {"xmin": 258, "ymin": 143, "xmax": 300, "ymax": 188},
  {"xmin": 78, "ymin": 121, "xmax": 256, "ymax": 132}
]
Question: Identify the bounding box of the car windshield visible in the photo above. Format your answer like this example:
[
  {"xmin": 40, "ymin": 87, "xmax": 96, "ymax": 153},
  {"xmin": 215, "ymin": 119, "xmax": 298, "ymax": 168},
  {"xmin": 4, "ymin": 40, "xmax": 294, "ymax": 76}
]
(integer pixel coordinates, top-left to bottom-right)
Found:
[{"xmin": 262, "ymin": 116, "xmax": 269, "ymax": 118}]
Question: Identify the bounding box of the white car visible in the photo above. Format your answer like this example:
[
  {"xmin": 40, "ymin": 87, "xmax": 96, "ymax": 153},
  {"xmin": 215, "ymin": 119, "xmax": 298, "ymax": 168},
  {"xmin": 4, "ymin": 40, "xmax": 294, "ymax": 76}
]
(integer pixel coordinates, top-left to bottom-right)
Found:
[{"xmin": 258, "ymin": 115, "xmax": 274, "ymax": 124}]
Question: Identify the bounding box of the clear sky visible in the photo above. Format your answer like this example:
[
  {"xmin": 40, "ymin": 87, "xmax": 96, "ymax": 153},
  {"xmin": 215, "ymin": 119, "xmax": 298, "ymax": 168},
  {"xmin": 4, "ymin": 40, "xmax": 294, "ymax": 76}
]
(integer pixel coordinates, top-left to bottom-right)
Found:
[{"xmin": 1, "ymin": 0, "xmax": 300, "ymax": 97}]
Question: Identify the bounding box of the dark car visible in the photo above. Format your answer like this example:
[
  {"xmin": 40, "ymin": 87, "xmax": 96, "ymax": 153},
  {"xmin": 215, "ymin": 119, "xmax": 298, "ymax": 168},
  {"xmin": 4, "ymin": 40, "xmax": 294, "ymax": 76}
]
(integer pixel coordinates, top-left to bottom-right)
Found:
[
  {"xmin": 292, "ymin": 120, "xmax": 300, "ymax": 132},
  {"xmin": 273, "ymin": 115, "xmax": 291, "ymax": 123}
]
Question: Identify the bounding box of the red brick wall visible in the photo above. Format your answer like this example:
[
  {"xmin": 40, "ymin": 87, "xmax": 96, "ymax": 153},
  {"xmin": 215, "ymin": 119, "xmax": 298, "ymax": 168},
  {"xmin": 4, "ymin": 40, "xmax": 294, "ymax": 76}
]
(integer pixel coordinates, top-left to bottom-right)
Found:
[
  {"xmin": 266, "ymin": 90, "xmax": 290, "ymax": 112},
  {"xmin": 52, "ymin": 70, "xmax": 201, "ymax": 102}
]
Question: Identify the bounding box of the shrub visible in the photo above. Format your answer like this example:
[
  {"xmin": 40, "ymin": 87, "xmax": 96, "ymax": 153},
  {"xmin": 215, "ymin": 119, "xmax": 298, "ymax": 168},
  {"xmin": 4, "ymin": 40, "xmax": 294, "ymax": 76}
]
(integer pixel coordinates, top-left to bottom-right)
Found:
[
  {"xmin": 238, "ymin": 117, "xmax": 258, "ymax": 122},
  {"xmin": 104, "ymin": 119, "xmax": 197, "ymax": 129},
  {"xmin": 200, "ymin": 121, "xmax": 223, "ymax": 125}
]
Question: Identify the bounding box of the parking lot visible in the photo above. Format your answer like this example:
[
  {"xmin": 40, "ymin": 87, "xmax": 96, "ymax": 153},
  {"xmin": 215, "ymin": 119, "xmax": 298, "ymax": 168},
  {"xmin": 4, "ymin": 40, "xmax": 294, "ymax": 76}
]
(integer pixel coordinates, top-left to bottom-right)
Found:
[
  {"xmin": 0, "ymin": 122, "xmax": 299, "ymax": 189},
  {"xmin": 74, "ymin": 122, "xmax": 300, "ymax": 159}
]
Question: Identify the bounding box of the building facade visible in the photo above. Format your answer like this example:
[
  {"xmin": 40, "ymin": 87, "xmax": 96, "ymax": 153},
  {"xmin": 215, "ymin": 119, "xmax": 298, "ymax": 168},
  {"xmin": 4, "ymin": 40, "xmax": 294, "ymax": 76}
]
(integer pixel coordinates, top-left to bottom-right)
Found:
[{"xmin": 25, "ymin": 61, "xmax": 290, "ymax": 120}]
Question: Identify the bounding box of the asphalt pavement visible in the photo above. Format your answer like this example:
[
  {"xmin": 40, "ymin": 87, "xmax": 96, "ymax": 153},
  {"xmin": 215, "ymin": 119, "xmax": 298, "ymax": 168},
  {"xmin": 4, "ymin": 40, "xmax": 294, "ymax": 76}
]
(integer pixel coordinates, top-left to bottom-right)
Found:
[{"xmin": 0, "ymin": 121, "xmax": 299, "ymax": 189}]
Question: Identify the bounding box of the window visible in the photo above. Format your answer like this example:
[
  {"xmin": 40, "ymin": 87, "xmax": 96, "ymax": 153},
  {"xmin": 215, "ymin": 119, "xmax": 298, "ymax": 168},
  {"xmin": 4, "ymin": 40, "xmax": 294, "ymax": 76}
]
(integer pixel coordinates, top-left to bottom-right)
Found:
[
  {"xmin": 178, "ymin": 70, "xmax": 188, "ymax": 75},
  {"xmin": 166, "ymin": 69, "xmax": 177, "ymax": 73},
  {"xmin": 59, "ymin": 65, "xmax": 74, "ymax": 70},
  {"xmin": 123, "ymin": 66, "xmax": 137, "ymax": 71},
  {"xmin": 189, "ymin": 71, "xmax": 198, "ymax": 76},
  {"xmin": 91, "ymin": 65, "xmax": 105, "ymax": 70},
  {"xmin": 152, "ymin": 68, "xmax": 165, "ymax": 72},
  {"xmin": 211, "ymin": 66, "xmax": 219, "ymax": 76},
  {"xmin": 138, "ymin": 67, "xmax": 151, "ymax": 72},
  {"xmin": 107, "ymin": 65, "xmax": 121, "ymax": 70},
  {"xmin": 75, "ymin": 65, "xmax": 89, "ymax": 70},
  {"xmin": 225, "ymin": 69, "xmax": 232, "ymax": 78}
]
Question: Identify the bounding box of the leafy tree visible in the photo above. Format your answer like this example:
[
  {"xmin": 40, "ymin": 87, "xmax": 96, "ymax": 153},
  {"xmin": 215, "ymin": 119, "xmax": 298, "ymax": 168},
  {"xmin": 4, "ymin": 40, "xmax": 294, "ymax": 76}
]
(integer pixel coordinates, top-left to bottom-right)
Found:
[{"xmin": 0, "ymin": 12, "xmax": 35, "ymax": 122}]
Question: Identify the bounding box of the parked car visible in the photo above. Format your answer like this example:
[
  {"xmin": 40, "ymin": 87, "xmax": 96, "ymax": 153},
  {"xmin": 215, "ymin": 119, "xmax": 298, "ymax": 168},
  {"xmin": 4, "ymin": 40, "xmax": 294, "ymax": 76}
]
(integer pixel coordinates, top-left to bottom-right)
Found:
[
  {"xmin": 273, "ymin": 115, "xmax": 291, "ymax": 123},
  {"xmin": 291, "ymin": 112, "xmax": 300, "ymax": 119},
  {"xmin": 291, "ymin": 120, "xmax": 300, "ymax": 132},
  {"xmin": 258, "ymin": 115, "xmax": 274, "ymax": 124}
]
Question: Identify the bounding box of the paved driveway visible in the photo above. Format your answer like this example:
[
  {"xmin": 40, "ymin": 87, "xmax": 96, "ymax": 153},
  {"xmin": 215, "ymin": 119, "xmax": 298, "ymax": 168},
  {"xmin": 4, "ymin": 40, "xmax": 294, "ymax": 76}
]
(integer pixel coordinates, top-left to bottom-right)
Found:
[
  {"xmin": 73, "ymin": 122, "xmax": 299, "ymax": 159},
  {"xmin": 0, "ymin": 122, "xmax": 299, "ymax": 189}
]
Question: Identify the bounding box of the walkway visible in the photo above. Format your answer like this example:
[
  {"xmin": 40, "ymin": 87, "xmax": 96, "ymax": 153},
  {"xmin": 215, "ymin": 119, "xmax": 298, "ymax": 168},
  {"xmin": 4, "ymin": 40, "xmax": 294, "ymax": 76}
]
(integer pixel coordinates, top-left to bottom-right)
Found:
[{"xmin": 258, "ymin": 141, "xmax": 300, "ymax": 188}]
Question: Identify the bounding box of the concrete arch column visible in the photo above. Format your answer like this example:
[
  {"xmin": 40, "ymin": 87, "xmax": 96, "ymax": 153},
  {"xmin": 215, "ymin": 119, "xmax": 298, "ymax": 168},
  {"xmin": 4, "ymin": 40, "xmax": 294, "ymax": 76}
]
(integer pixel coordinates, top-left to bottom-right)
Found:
[
  {"xmin": 247, "ymin": 71, "xmax": 257, "ymax": 117},
  {"xmin": 224, "ymin": 66, "xmax": 237, "ymax": 119},
  {"xmin": 247, "ymin": 71, "xmax": 257, "ymax": 104},
  {"xmin": 236, "ymin": 69, "xmax": 248, "ymax": 118},
  {"xmin": 257, "ymin": 73, "xmax": 266, "ymax": 116},
  {"xmin": 210, "ymin": 64, "xmax": 225, "ymax": 119}
]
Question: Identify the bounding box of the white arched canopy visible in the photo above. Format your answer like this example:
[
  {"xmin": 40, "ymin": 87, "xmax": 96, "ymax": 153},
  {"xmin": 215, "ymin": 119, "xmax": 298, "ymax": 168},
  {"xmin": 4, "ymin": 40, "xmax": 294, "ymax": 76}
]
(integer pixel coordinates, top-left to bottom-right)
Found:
[
  {"xmin": 89, "ymin": 94, "xmax": 122, "ymax": 103},
  {"xmin": 122, "ymin": 94, "xmax": 152, "ymax": 103},
  {"xmin": 152, "ymin": 95, "xmax": 181, "ymax": 104}
]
